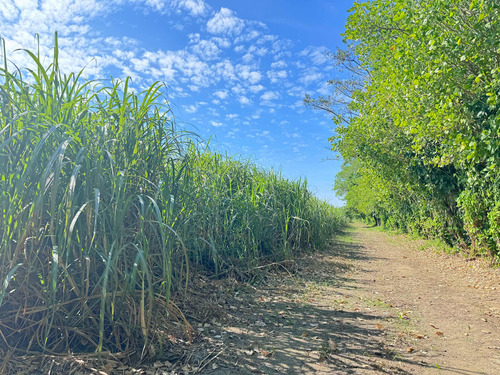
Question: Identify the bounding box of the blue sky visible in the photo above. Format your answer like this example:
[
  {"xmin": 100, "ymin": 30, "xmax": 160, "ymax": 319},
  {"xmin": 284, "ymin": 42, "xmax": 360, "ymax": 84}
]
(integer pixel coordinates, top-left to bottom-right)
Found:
[{"xmin": 1, "ymin": 0, "xmax": 354, "ymax": 206}]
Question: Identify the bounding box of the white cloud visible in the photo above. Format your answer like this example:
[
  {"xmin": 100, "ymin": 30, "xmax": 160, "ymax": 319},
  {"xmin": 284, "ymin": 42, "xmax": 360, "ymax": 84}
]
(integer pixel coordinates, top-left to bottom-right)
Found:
[
  {"xmin": 130, "ymin": 56, "xmax": 150, "ymax": 72},
  {"xmin": 231, "ymin": 85, "xmax": 246, "ymax": 95},
  {"xmin": 213, "ymin": 59, "xmax": 237, "ymax": 82},
  {"xmin": 242, "ymin": 52, "xmax": 254, "ymax": 64},
  {"xmin": 251, "ymin": 109, "xmax": 262, "ymax": 119},
  {"xmin": 213, "ymin": 90, "xmax": 228, "ymax": 99},
  {"xmin": 238, "ymin": 96, "xmax": 251, "ymax": 105},
  {"xmin": 239, "ymin": 29, "xmax": 260, "ymax": 42},
  {"xmin": 237, "ymin": 65, "xmax": 261, "ymax": 84},
  {"xmin": 257, "ymin": 34, "xmax": 278, "ymax": 45},
  {"xmin": 267, "ymin": 69, "xmax": 287, "ymax": 84},
  {"xmin": 242, "ymin": 45, "xmax": 267, "ymax": 64},
  {"xmin": 255, "ymin": 130, "xmax": 274, "ymax": 142},
  {"xmin": 234, "ymin": 45, "xmax": 245, "ymax": 53},
  {"xmin": 300, "ymin": 46, "xmax": 329, "ymax": 65},
  {"xmin": 211, "ymin": 36, "xmax": 231, "ymax": 48},
  {"xmin": 316, "ymin": 81, "xmax": 331, "ymax": 96},
  {"xmin": 271, "ymin": 60, "xmax": 287, "ymax": 69},
  {"xmin": 287, "ymin": 86, "xmax": 305, "ymax": 97},
  {"xmin": 176, "ymin": 0, "xmax": 208, "ymax": 16},
  {"xmin": 206, "ymin": 7, "xmax": 244, "ymax": 35},
  {"xmin": 226, "ymin": 129, "xmax": 239, "ymax": 138},
  {"xmin": 188, "ymin": 33, "xmax": 201, "ymax": 43},
  {"xmin": 143, "ymin": 0, "xmax": 168, "ymax": 12},
  {"xmin": 270, "ymin": 39, "xmax": 292, "ymax": 59},
  {"xmin": 211, "ymin": 120, "xmax": 224, "ymax": 127},
  {"xmin": 184, "ymin": 104, "xmax": 198, "ymax": 113},
  {"xmin": 299, "ymin": 70, "xmax": 323, "ymax": 86},
  {"xmin": 249, "ymin": 45, "xmax": 267, "ymax": 56},
  {"xmin": 260, "ymin": 91, "xmax": 279, "ymax": 101},
  {"xmin": 249, "ymin": 84, "xmax": 265, "ymax": 93},
  {"xmin": 0, "ymin": 0, "xmax": 19, "ymax": 21},
  {"xmin": 144, "ymin": 49, "xmax": 211, "ymax": 86},
  {"xmin": 190, "ymin": 39, "xmax": 221, "ymax": 60}
]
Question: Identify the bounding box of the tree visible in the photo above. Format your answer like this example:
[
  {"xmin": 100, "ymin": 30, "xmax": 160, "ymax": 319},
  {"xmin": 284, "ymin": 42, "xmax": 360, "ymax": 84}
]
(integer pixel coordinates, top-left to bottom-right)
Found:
[{"xmin": 311, "ymin": 0, "xmax": 500, "ymax": 256}]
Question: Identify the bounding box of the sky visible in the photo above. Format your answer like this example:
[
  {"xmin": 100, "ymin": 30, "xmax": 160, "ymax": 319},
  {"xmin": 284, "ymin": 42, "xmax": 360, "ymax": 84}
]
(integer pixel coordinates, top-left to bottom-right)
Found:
[{"xmin": 0, "ymin": 0, "xmax": 354, "ymax": 206}]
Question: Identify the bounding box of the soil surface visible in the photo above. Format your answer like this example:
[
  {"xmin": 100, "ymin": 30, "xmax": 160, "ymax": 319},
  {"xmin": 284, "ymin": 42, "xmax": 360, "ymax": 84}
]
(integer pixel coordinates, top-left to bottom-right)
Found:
[{"xmin": 11, "ymin": 223, "xmax": 500, "ymax": 374}]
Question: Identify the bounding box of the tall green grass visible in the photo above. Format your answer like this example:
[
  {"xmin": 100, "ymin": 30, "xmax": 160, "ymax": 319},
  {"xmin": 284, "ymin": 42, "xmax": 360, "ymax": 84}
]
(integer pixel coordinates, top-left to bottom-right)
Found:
[
  {"xmin": 176, "ymin": 150, "xmax": 346, "ymax": 275},
  {"xmin": 0, "ymin": 36, "xmax": 346, "ymax": 357}
]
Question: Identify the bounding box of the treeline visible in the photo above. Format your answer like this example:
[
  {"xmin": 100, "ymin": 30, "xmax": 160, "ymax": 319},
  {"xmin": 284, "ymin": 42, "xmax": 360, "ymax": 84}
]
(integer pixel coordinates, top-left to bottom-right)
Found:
[
  {"xmin": 0, "ymin": 38, "xmax": 346, "ymax": 356},
  {"xmin": 314, "ymin": 0, "xmax": 499, "ymax": 259}
]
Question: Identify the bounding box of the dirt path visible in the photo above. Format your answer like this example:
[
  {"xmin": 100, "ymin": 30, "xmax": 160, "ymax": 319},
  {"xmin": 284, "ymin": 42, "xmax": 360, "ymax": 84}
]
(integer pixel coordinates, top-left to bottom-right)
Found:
[{"xmin": 183, "ymin": 223, "xmax": 500, "ymax": 374}]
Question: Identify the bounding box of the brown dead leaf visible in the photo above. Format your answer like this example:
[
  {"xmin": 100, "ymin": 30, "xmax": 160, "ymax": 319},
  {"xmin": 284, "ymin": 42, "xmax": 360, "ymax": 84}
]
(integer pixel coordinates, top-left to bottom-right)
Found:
[
  {"xmin": 376, "ymin": 324, "xmax": 383, "ymax": 330},
  {"xmin": 436, "ymin": 331, "xmax": 444, "ymax": 336},
  {"xmin": 260, "ymin": 350, "xmax": 273, "ymax": 358},
  {"xmin": 412, "ymin": 333, "xmax": 424, "ymax": 339},
  {"xmin": 406, "ymin": 347, "xmax": 414, "ymax": 353}
]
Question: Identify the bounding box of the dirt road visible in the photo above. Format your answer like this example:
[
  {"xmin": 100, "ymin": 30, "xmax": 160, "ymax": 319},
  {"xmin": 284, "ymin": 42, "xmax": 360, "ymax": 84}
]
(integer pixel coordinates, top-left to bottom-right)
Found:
[{"xmin": 190, "ymin": 223, "xmax": 500, "ymax": 374}]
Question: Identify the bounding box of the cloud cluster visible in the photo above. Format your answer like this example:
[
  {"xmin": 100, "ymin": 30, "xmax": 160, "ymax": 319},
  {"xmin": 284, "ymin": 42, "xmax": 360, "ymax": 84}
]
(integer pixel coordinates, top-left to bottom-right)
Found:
[
  {"xmin": 206, "ymin": 7, "xmax": 244, "ymax": 35},
  {"xmin": 0, "ymin": 0, "xmax": 337, "ymax": 179},
  {"xmin": 1, "ymin": 0, "xmax": 332, "ymax": 109}
]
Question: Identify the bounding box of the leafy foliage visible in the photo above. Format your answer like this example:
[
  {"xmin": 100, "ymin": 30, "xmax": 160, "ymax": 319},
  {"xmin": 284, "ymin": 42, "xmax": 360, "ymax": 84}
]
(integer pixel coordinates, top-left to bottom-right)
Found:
[{"xmin": 314, "ymin": 0, "xmax": 500, "ymax": 259}]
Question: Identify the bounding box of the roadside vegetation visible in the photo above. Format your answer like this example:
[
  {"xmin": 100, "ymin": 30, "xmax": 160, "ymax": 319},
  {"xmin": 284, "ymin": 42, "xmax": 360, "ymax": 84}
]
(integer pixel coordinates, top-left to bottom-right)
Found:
[
  {"xmin": 308, "ymin": 0, "xmax": 500, "ymax": 261},
  {"xmin": 0, "ymin": 37, "xmax": 346, "ymax": 358}
]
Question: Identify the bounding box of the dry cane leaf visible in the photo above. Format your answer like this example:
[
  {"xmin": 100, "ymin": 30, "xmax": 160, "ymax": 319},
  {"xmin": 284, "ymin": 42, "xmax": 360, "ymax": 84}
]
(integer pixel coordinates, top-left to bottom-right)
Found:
[
  {"xmin": 328, "ymin": 339, "xmax": 337, "ymax": 351},
  {"xmin": 435, "ymin": 331, "xmax": 444, "ymax": 336}
]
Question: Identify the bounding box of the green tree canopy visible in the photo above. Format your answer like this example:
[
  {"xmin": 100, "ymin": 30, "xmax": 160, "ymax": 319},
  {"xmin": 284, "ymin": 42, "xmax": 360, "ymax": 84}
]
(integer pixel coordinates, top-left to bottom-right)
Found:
[{"xmin": 312, "ymin": 0, "xmax": 500, "ymax": 258}]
